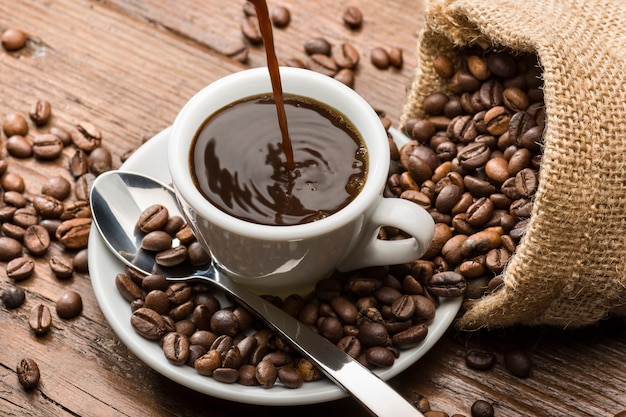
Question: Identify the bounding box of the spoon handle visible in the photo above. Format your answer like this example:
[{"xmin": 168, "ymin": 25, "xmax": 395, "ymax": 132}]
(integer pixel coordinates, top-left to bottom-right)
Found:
[{"xmin": 196, "ymin": 268, "xmax": 423, "ymax": 417}]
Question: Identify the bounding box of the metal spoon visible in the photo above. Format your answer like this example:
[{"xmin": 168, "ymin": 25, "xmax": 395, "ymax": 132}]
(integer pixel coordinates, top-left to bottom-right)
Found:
[{"xmin": 89, "ymin": 170, "xmax": 423, "ymax": 417}]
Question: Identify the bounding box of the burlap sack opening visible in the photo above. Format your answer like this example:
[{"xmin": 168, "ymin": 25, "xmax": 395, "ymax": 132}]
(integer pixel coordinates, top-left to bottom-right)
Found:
[{"xmin": 401, "ymin": 0, "xmax": 626, "ymax": 329}]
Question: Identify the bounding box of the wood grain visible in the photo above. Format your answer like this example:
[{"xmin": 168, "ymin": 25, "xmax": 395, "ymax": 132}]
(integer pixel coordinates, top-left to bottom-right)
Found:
[{"xmin": 0, "ymin": 1, "xmax": 625, "ymax": 416}]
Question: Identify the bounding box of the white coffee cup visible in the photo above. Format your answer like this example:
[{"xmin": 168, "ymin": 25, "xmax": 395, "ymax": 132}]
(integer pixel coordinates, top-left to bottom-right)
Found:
[{"xmin": 169, "ymin": 67, "xmax": 434, "ymax": 294}]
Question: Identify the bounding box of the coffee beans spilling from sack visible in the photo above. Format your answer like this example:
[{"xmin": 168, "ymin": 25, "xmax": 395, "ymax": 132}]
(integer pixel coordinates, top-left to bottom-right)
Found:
[
  {"xmin": 116, "ymin": 203, "xmax": 461, "ymax": 388},
  {"xmin": 401, "ymin": 0, "xmax": 626, "ymax": 329},
  {"xmin": 391, "ymin": 49, "xmax": 544, "ymax": 319}
]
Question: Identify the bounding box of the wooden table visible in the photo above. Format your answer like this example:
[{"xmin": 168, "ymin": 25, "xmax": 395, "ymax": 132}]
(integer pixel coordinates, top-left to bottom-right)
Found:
[{"xmin": 1, "ymin": 1, "xmax": 625, "ymax": 416}]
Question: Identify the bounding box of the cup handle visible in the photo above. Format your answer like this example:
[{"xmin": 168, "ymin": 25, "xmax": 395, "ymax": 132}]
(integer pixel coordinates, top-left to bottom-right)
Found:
[{"xmin": 337, "ymin": 198, "xmax": 435, "ymax": 272}]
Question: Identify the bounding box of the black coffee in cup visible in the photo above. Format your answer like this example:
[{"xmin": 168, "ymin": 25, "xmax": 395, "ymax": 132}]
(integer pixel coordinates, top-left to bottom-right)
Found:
[{"xmin": 190, "ymin": 93, "xmax": 368, "ymax": 226}]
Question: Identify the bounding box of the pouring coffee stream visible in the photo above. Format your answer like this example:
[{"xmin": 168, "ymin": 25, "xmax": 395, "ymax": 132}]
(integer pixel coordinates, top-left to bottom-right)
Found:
[
  {"xmin": 89, "ymin": 170, "xmax": 424, "ymax": 417},
  {"xmin": 249, "ymin": 0, "xmax": 295, "ymax": 171}
]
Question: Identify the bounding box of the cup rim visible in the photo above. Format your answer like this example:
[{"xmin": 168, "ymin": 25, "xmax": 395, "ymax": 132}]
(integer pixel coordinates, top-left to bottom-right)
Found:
[{"xmin": 168, "ymin": 67, "xmax": 389, "ymax": 240}]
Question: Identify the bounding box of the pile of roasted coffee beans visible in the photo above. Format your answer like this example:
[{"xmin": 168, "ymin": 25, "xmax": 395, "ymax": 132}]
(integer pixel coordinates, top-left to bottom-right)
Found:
[
  {"xmin": 239, "ymin": 3, "xmax": 403, "ymax": 88},
  {"xmin": 115, "ymin": 203, "xmax": 457, "ymax": 389},
  {"xmin": 391, "ymin": 48, "xmax": 545, "ymax": 315}
]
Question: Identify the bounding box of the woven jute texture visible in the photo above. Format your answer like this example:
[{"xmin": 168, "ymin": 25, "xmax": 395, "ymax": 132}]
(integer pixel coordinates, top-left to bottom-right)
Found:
[{"xmin": 401, "ymin": 0, "xmax": 626, "ymax": 328}]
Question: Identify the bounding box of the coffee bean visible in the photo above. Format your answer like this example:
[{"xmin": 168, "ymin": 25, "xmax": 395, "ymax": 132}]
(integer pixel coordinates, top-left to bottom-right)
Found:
[
  {"xmin": 33, "ymin": 195, "xmax": 64, "ymax": 219},
  {"xmin": 1, "ymin": 172, "xmax": 26, "ymax": 192},
  {"xmin": 29, "ymin": 99, "xmax": 52, "ymax": 126},
  {"xmin": 462, "ymin": 228, "xmax": 502, "ymax": 257},
  {"xmin": 6, "ymin": 135, "xmax": 33, "ymax": 158},
  {"xmin": 277, "ymin": 366, "xmax": 303, "ymax": 389},
  {"xmin": 169, "ymin": 300, "xmax": 194, "ymax": 322},
  {"xmin": 427, "ymin": 271, "xmax": 467, "ymax": 297},
  {"xmin": 330, "ymin": 296, "xmax": 358, "ymax": 324},
  {"xmin": 187, "ymin": 241, "xmax": 211, "ymax": 266},
  {"xmin": 213, "ymin": 367, "xmax": 240, "ymax": 384},
  {"xmin": 61, "ymin": 200, "xmax": 91, "ymax": 220},
  {"xmin": 457, "ymin": 142, "xmax": 491, "ymax": 170},
  {"xmin": 138, "ymin": 204, "xmax": 169, "ymax": 232},
  {"xmin": 48, "ymin": 255, "xmax": 74, "ymax": 279},
  {"xmin": 433, "ymin": 54, "xmax": 455, "ymax": 79},
  {"xmin": 2, "ymin": 28, "xmax": 27, "ymax": 51},
  {"xmin": 155, "ymin": 245, "xmax": 188, "ymax": 267},
  {"xmin": 131, "ymin": 307, "xmax": 168, "ymax": 340},
  {"xmin": 7, "ymin": 256, "xmax": 35, "ymax": 281},
  {"xmin": 0, "ymin": 237, "xmax": 23, "ymax": 261},
  {"xmin": 504, "ymin": 347, "xmax": 532, "ymax": 377},
  {"xmin": 142, "ymin": 274, "xmax": 169, "ymax": 292},
  {"xmin": 33, "ymin": 133, "xmax": 63, "ymax": 159},
  {"xmin": 2, "ymin": 285, "xmax": 26, "ymax": 309},
  {"xmin": 332, "ymin": 42, "xmax": 360, "ymax": 69},
  {"xmin": 210, "ymin": 309, "xmax": 239, "ymax": 337},
  {"xmin": 141, "ymin": 230, "xmax": 173, "ymax": 251},
  {"xmin": 465, "ymin": 349, "xmax": 496, "ymax": 370},
  {"xmin": 342, "ymin": 6, "xmax": 363, "ymax": 29},
  {"xmin": 162, "ymin": 332, "xmax": 190, "ymax": 365},
  {"xmin": 75, "ymin": 173, "xmax": 96, "ymax": 201},
  {"xmin": 194, "ymin": 349, "xmax": 221, "ymax": 376},
  {"xmin": 471, "ymin": 400, "xmax": 495, "ymax": 417},
  {"xmin": 16, "ymin": 358, "xmax": 40, "ymax": 389},
  {"xmin": 487, "ymin": 52, "xmax": 518, "ymax": 78},
  {"xmin": 2, "ymin": 113, "xmax": 29, "ymax": 137},
  {"xmin": 73, "ymin": 248, "xmax": 89, "ymax": 273},
  {"xmin": 3, "ymin": 190, "xmax": 26, "ymax": 208},
  {"xmin": 304, "ymin": 37, "xmax": 331, "ymax": 56},
  {"xmin": 56, "ymin": 218, "xmax": 91, "ymax": 250},
  {"xmin": 484, "ymin": 106, "xmax": 511, "ymax": 136},
  {"xmin": 388, "ymin": 46, "xmax": 403, "ymax": 69},
  {"xmin": 270, "ymin": 6, "xmax": 290, "ymax": 28},
  {"xmin": 29, "ymin": 304, "xmax": 52, "ymax": 335},
  {"xmin": 365, "ymin": 346, "xmax": 395, "ymax": 367},
  {"xmin": 370, "ymin": 47, "xmax": 390, "ymax": 69},
  {"xmin": 255, "ymin": 359, "xmax": 278, "ymax": 388},
  {"xmin": 69, "ymin": 148, "xmax": 89, "ymax": 177},
  {"xmin": 88, "ymin": 146, "xmax": 113, "ymax": 175},
  {"xmin": 2, "ymin": 222, "xmax": 26, "ymax": 241},
  {"xmin": 241, "ymin": 16, "xmax": 262, "ymax": 44},
  {"xmin": 56, "ymin": 291, "xmax": 82, "ymax": 319},
  {"xmin": 392, "ymin": 324, "xmax": 428, "ymax": 349},
  {"xmin": 307, "ymin": 53, "xmax": 338, "ymax": 76},
  {"xmin": 70, "ymin": 121, "xmax": 102, "ymax": 152},
  {"xmin": 144, "ymin": 290, "xmax": 170, "ymax": 315}
]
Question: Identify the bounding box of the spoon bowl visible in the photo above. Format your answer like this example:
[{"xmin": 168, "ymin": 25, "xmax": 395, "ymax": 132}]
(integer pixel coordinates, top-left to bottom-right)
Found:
[{"xmin": 90, "ymin": 170, "xmax": 424, "ymax": 417}]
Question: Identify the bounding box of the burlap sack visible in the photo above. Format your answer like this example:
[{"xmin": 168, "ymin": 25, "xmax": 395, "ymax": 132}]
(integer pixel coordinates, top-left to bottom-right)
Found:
[{"xmin": 401, "ymin": 0, "xmax": 626, "ymax": 329}]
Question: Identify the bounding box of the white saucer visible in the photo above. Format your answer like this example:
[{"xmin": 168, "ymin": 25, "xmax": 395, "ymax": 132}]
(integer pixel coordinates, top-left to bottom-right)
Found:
[{"xmin": 88, "ymin": 126, "xmax": 462, "ymax": 406}]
